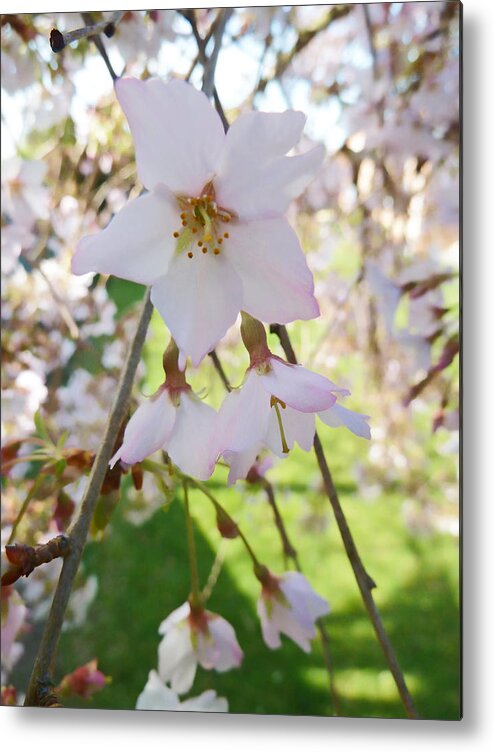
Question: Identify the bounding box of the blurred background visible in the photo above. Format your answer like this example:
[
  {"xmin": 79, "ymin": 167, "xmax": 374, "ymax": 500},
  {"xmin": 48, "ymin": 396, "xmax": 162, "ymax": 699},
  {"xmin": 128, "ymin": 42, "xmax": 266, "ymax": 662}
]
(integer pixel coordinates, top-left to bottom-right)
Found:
[{"xmin": 1, "ymin": 4, "xmax": 460, "ymax": 719}]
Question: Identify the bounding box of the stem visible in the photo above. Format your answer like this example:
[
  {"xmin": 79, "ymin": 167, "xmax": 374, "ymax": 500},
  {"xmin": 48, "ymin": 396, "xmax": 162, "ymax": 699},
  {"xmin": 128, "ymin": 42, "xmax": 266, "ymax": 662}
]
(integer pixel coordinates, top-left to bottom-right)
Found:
[
  {"xmin": 183, "ymin": 481, "xmax": 201, "ymax": 606},
  {"xmin": 7, "ymin": 474, "xmax": 48, "ymax": 546},
  {"xmin": 273, "ymin": 323, "xmax": 419, "ymax": 720},
  {"xmin": 208, "ymin": 349, "xmax": 232, "ymax": 391},
  {"xmin": 202, "ymin": 9, "xmax": 233, "ymax": 97},
  {"xmin": 24, "ymin": 290, "xmax": 153, "ymax": 706},
  {"xmin": 189, "ymin": 478, "xmax": 262, "ymax": 570}
]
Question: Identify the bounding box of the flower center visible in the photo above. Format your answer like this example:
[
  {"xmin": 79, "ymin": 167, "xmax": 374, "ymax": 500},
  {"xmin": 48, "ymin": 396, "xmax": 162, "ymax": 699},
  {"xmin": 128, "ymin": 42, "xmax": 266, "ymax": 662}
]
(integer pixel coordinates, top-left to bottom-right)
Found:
[{"xmin": 171, "ymin": 182, "xmax": 233, "ymax": 260}]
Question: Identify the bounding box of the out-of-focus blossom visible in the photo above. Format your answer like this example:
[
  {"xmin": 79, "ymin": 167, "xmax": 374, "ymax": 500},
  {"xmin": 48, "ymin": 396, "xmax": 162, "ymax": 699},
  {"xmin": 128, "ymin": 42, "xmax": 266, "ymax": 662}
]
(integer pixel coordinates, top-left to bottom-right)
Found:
[
  {"xmin": 1, "ymin": 223, "xmax": 35, "ymax": 275},
  {"xmin": 57, "ymin": 659, "xmax": 108, "ymax": 699},
  {"xmin": 1, "ymin": 685, "xmax": 18, "ymax": 706},
  {"xmin": 158, "ymin": 602, "xmax": 243, "ymax": 694},
  {"xmin": 1, "ymin": 158, "xmax": 49, "ymax": 227},
  {"xmin": 136, "ymin": 670, "xmax": 227, "ymax": 712},
  {"xmin": 257, "ymin": 571, "xmax": 329, "ymax": 652},
  {"xmin": 1, "ymin": 368, "xmax": 48, "ymax": 437},
  {"xmin": 73, "ymin": 77, "xmax": 324, "ymax": 367},
  {"xmin": 1, "ymin": 586, "xmax": 28, "ymax": 676}
]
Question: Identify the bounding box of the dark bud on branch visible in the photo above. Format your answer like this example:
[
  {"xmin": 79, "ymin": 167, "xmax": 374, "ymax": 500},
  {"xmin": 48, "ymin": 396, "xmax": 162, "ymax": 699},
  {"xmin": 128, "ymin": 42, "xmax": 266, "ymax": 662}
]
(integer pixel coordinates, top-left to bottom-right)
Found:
[
  {"xmin": 50, "ymin": 29, "xmax": 65, "ymax": 53},
  {"xmin": 2, "ymin": 535, "xmax": 70, "ymax": 586}
]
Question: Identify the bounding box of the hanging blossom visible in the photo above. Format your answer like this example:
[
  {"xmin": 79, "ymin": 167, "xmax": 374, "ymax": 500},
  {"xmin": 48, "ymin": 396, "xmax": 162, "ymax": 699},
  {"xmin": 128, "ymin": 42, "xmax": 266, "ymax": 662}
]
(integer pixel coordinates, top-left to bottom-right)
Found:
[
  {"xmin": 72, "ymin": 76, "xmax": 324, "ymax": 367},
  {"xmin": 136, "ymin": 670, "xmax": 227, "ymax": 712},
  {"xmin": 215, "ymin": 314, "xmax": 371, "ymax": 484},
  {"xmin": 110, "ymin": 341, "xmax": 217, "ymax": 480},
  {"xmin": 257, "ymin": 570, "xmax": 329, "ymax": 653},
  {"xmin": 158, "ymin": 601, "xmax": 243, "ymax": 694}
]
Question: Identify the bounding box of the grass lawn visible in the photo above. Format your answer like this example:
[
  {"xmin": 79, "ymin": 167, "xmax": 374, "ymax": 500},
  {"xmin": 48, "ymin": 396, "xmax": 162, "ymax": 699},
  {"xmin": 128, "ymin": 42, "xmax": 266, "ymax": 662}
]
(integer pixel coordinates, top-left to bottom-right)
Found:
[{"xmin": 57, "ymin": 423, "xmax": 460, "ymax": 719}]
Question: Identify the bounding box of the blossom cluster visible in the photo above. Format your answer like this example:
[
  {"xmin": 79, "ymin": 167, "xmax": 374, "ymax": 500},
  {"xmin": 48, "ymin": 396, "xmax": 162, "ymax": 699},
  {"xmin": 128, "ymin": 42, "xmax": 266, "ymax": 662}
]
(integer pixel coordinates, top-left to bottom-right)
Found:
[{"xmin": 73, "ymin": 77, "xmax": 370, "ymax": 486}]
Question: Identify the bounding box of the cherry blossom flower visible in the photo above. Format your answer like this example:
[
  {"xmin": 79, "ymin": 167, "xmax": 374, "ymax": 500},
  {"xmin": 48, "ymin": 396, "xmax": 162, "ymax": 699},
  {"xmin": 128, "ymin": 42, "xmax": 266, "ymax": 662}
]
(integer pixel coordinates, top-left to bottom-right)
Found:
[
  {"xmin": 257, "ymin": 571, "xmax": 329, "ymax": 652},
  {"xmin": 136, "ymin": 670, "xmax": 227, "ymax": 712},
  {"xmin": 72, "ymin": 76, "xmax": 324, "ymax": 367},
  {"xmin": 158, "ymin": 601, "xmax": 243, "ymax": 694}
]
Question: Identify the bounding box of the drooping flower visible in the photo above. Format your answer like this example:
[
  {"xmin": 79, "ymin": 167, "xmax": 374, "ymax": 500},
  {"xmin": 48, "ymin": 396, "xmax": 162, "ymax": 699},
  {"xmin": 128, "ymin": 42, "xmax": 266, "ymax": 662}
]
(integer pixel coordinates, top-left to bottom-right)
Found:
[
  {"xmin": 136, "ymin": 670, "xmax": 227, "ymax": 713},
  {"xmin": 110, "ymin": 341, "xmax": 217, "ymax": 480},
  {"xmin": 72, "ymin": 76, "xmax": 324, "ymax": 367},
  {"xmin": 157, "ymin": 601, "xmax": 243, "ymax": 694},
  {"xmin": 215, "ymin": 314, "xmax": 370, "ymax": 483},
  {"xmin": 257, "ymin": 570, "xmax": 329, "ymax": 653}
]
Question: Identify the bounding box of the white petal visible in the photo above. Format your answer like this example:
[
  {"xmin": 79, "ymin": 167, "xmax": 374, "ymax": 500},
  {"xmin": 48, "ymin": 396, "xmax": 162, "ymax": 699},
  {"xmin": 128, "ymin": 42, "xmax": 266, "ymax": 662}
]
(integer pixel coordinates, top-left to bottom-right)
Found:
[
  {"xmin": 111, "ymin": 390, "xmax": 176, "ymax": 465},
  {"xmin": 151, "ymin": 251, "xmax": 242, "ymax": 367},
  {"xmin": 158, "ymin": 602, "xmax": 191, "ymax": 635},
  {"xmin": 115, "ymin": 77, "xmax": 225, "ymax": 194},
  {"xmin": 136, "ymin": 670, "xmax": 180, "ymax": 710},
  {"xmin": 224, "ymin": 442, "xmax": 262, "ymax": 485},
  {"xmin": 72, "ymin": 187, "xmax": 179, "ymax": 285},
  {"xmin": 280, "ymin": 572, "xmax": 330, "ymax": 624},
  {"xmin": 158, "ymin": 624, "xmax": 197, "ymax": 695},
  {"xmin": 110, "ymin": 389, "xmax": 176, "ymax": 468},
  {"xmin": 215, "ymin": 111, "xmax": 324, "ymax": 220},
  {"xmin": 226, "ymin": 218, "xmax": 319, "ymax": 324},
  {"xmin": 166, "ymin": 393, "xmax": 217, "ymax": 480},
  {"xmin": 265, "ymin": 406, "xmax": 315, "ymax": 456},
  {"xmin": 216, "ymin": 371, "xmax": 271, "ymax": 454},
  {"xmin": 180, "ymin": 690, "xmax": 228, "ymax": 713},
  {"xmin": 257, "ymin": 596, "xmax": 282, "ymax": 650},
  {"xmin": 261, "ymin": 359, "xmax": 341, "ymax": 413},
  {"xmin": 318, "ymin": 403, "xmax": 371, "ymax": 439}
]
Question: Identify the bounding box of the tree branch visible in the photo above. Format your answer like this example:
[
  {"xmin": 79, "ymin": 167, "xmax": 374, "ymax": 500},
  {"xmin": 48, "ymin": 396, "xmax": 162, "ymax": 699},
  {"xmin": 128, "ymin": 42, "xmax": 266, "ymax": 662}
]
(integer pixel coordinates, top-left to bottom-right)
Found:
[
  {"xmin": 24, "ymin": 290, "xmax": 153, "ymax": 706},
  {"xmin": 271, "ymin": 323, "xmax": 419, "ymax": 720}
]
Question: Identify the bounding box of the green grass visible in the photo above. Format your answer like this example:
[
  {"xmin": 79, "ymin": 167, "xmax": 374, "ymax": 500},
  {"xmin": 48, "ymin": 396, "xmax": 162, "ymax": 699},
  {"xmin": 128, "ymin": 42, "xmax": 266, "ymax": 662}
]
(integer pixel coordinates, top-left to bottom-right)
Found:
[{"xmin": 57, "ymin": 426, "xmax": 460, "ymax": 719}]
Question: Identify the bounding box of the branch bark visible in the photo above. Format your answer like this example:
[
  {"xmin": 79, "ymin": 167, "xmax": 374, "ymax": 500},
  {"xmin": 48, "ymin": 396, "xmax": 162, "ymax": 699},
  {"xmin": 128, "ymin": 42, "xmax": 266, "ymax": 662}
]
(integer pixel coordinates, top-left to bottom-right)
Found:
[
  {"xmin": 272, "ymin": 323, "xmax": 419, "ymax": 720},
  {"xmin": 24, "ymin": 291, "xmax": 153, "ymax": 706}
]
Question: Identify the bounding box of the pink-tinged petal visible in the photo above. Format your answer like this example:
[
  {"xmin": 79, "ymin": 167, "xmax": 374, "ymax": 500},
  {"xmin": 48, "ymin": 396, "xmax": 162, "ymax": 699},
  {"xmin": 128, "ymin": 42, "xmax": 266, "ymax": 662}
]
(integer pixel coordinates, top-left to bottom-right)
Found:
[
  {"xmin": 158, "ymin": 623, "xmax": 197, "ymax": 694},
  {"xmin": 166, "ymin": 393, "xmax": 217, "ymax": 480},
  {"xmin": 268, "ymin": 602, "xmax": 313, "ymax": 652},
  {"xmin": 215, "ymin": 111, "xmax": 325, "ymax": 220},
  {"xmin": 265, "ymin": 406, "xmax": 315, "ymax": 457},
  {"xmin": 318, "ymin": 403, "xmax": 371, "ymax": 439},
  {"xmin": 136, "ymin": 670, "xmax": 180, "ymax": 711},
  {"xmin": 110, "ymin": 388, "xmax": 176, "ymax": 468},
  {"xmin": 72, "ymin": 187, "xmax": 179, "ymax": 284},
  {"xmin": 216, "ymin": 371, "xmax": 271, "ymax": 454},
  {"xmin": 196, "ymin": 615, "xmax": 243, "ymax": 672},
  {"xmin": 226, "ymin": 218, "xmax": 319, "ymax": 324},
  {"xmin": 280, "ymin": 572, "xmax": 330, "ymax": 624},
  {"xmin": 261, "ymin": 359, "xmax": 340, "ymax": 413},
  {"xmin": 224, "ymin": 442, "xmax": 263, "ymax": 486},
  {"xmin": 151, "ymin": 251, "xmax": 242, "ymax": 367},
  {"xmin": 115, "ymin": 77, "xmax": 225, "ymax": 194}
]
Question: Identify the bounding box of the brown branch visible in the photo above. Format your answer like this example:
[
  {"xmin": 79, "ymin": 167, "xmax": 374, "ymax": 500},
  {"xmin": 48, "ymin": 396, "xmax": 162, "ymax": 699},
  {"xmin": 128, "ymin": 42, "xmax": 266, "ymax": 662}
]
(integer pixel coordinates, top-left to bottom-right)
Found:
[
  {"xmin": 272, "ymin": 323, "xmax": 419, "ymax": 719},
  {"xmin": 2, "ymin": 535, "xmax": 69, "ymax": 587},
  {"xmin": 24, "ymin": 290, "xmax": 153, "ymax": 706}
]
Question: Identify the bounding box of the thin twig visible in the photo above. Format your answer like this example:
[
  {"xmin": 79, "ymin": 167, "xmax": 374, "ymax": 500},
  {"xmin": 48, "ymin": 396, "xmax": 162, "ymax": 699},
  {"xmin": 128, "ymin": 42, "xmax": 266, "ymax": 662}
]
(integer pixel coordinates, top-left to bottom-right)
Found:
[
  {"xmin": 208, "ymin": 349, "xmax": 232, "ymax": 391},
  {"xmin": 24, "ymin": 291, "xmax": 153, "ymax": 706},
  {"xmin": 272, "ymin": 323, "xmax": 419, "ymax": 720},
  {"xmin": 50, "ymin": 12, "xmax": 124, "ymax": 53},
  {"xmin": 202, "ymin": 9, "xmax": 233, "ymax": 97}
]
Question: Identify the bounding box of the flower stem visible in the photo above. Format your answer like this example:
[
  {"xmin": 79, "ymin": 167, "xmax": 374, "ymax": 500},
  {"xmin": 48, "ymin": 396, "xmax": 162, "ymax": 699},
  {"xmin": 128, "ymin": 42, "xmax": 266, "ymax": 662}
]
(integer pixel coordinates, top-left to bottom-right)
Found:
[
  {"xmin": 183, "ymin": 481, "xmax": 201, "ymax": 608},
  {"xmin": 189, "ymin": 478, "xmax": 263, "ymax": 571}
]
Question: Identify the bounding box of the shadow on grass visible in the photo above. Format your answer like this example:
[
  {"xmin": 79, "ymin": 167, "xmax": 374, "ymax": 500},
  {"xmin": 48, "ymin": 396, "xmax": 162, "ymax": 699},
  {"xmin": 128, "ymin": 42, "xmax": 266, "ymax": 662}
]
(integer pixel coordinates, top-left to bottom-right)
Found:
[{"xmin": 54, "ymin": 495, "xmax": 459, "ymax": 720}]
